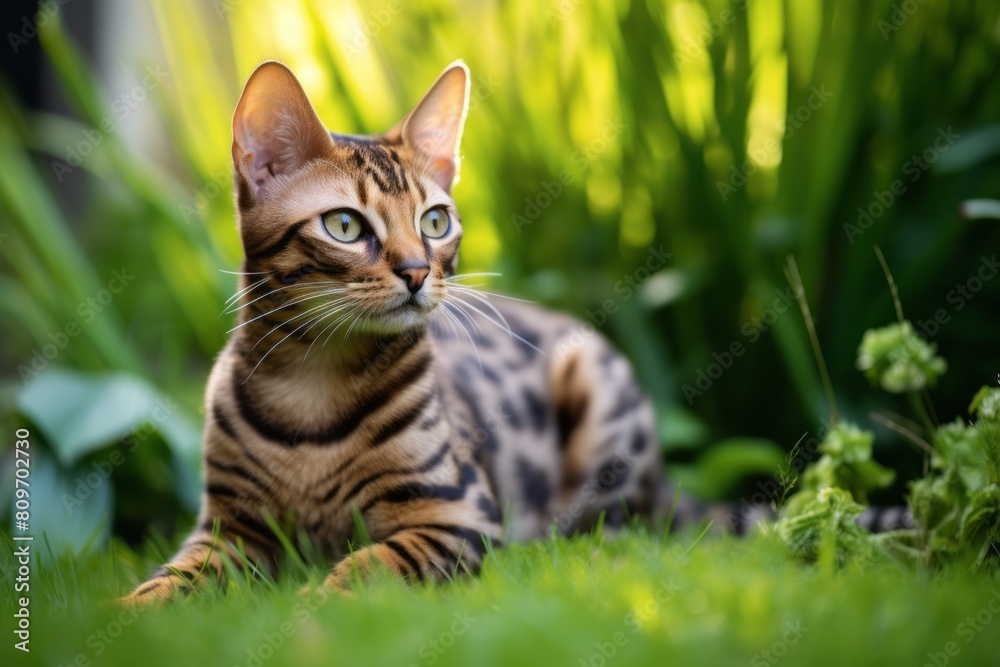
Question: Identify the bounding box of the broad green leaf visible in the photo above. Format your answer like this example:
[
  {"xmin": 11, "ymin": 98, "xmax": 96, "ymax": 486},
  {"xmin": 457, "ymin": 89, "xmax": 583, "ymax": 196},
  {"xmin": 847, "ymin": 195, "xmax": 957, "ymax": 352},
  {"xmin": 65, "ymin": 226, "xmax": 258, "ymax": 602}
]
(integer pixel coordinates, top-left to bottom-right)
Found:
[
  {"xmin": 16, "ymin": 369, "xmax": 201, "ymax": 509},
  {"xmin": 13, "ymin": 449, "xmax": 112, "ymax": 557},
  {"xmin": 672, "ymin": 438, "xmax": 785, "ymax": 498}
]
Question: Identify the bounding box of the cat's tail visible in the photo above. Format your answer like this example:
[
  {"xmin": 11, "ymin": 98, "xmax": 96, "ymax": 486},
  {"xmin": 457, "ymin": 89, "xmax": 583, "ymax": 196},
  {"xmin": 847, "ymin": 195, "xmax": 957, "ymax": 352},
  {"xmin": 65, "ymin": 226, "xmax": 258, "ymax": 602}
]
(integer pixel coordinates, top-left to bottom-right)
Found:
[
  {"xmin": 855, "ymin": 505, "xmax": 914, "ymax": 532},
  {"xmin": 661, "ymin": 484, "xmax": 914, "ymax": 536},
  {"xmin": 656, "ymin": 482, "xmax": 772, "ymax": 535}
]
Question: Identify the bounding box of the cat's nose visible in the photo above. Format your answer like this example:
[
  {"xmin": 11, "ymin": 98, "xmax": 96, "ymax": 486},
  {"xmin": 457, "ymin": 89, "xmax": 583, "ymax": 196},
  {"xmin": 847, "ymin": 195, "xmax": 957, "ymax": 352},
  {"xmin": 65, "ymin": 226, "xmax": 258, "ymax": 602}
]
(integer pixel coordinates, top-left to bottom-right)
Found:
[{"xmin": 394, "ymin": 262, "xmax": 430, "ymax": 294}]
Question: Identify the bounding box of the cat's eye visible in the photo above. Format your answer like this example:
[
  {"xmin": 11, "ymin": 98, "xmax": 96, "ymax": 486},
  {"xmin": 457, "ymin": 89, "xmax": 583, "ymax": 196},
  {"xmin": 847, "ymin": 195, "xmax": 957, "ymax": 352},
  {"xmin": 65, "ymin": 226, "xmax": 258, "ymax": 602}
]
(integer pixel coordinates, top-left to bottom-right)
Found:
[
  {"xmin": 420, "ymin": 207, "xmax": 451, "ymax": 239},
  {"xmin": 321, "ymin": 209, "xmax": 365, "ymax": 243}
]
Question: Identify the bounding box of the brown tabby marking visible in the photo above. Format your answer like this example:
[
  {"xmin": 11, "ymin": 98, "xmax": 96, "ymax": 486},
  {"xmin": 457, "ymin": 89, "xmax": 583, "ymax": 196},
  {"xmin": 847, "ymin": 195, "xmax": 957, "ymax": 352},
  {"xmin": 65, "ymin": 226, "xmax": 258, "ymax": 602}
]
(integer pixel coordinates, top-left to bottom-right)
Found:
[{"xmin": 122, "ymin": 61, "xmax": 662, "ymax": 604}]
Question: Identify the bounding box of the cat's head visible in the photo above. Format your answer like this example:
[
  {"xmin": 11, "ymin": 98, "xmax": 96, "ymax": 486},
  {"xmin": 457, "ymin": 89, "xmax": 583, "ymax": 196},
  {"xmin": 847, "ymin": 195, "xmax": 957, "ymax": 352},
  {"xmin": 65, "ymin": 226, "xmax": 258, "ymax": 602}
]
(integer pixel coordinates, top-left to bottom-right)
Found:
[{"xmin": 231, "ymin": 61, "xmax": 469, "ymax": 335}]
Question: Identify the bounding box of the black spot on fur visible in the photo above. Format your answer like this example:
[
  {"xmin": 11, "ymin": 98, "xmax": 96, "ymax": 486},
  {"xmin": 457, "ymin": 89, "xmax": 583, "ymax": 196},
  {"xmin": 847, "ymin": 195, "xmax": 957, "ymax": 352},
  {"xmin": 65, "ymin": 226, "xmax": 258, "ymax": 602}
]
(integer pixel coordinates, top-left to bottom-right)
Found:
[
  {"xmin": 480, "ymin": 363, "xmax": 502, "ymax": 384},
  {"xmin": 556, "ymin": 393, "xmax": 588, "ymax": 450},
  {"xmin": 363, "ymin": 462, "xmax": 477, "ymax": 511},
  {"xmin": 477, "ymin": 494, "xmax": 502, "ymax": 524},
  {"xmin": 500, "ymin": 398, "xmax": 523, "ymax": 429},
  {"xmin": 594, "ymin": 457, "xmax": 630, "ymax": 494},
  {"xmin": 279, "ymin": 264, "xmax": 317, "ymax": 285},
  {"xmin": 607, "ymin": 385, "xmax": 643, "ymax": 421},
  {"xmin": 523, "ymin": 388, "xmax": 548, "ymax": 432},
  {"xmin": 516, "ymin": 457, "xmax": 551, "ymax": 512},
  {"xmin": 246, "ymin": 220, "xmax": 308, "ymax": 262}
]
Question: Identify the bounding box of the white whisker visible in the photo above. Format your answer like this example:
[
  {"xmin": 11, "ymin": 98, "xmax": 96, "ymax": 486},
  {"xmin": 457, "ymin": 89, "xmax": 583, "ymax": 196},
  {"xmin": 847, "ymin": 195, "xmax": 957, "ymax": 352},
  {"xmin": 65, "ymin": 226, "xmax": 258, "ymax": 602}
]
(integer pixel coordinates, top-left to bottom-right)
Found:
[
  {"xmin": 441, "ymin": 300, "xmax": 483, "ymax": 373},
  {"xmin": 450, "ymin": 288, "xmax": 513, "ymax": 334},
  {"xmin": 317, "ymin": 303, "xmax": 363, "ymax": 350},
  {"xmin": 248, "ymin": 298, "xmax": 353, "ymax": 349},
  {"xmin": 228, "ymin": 292, "xmax": 352, "ymax": 334},
  {"xmin": 448, "ymin": 284, "xmax": 535, "ymax": 304},
  {"xmin": 225, "ymin": 280, "xmax": 349, "ymax": 315},
  {"xmin": 224, "ymin": 273, "xmax": 275, "ymax": 309},
  {"xmin": 301, "ymin": 302, "xmax": 360, "ymax": 363},
  {"xmin": 243, "ymin": 304, "xmax": 349, "ymax": 383},
  {"xmin": 446, "ymin": 272, "xmax": 503, "ymax": 282},
  {"xmin": 446, "ymin": 292, "xmax": 545, "ymax": 357},
  {"xmin": 219, "ymin": 269, "xmax": 273, "ymax": 275}
]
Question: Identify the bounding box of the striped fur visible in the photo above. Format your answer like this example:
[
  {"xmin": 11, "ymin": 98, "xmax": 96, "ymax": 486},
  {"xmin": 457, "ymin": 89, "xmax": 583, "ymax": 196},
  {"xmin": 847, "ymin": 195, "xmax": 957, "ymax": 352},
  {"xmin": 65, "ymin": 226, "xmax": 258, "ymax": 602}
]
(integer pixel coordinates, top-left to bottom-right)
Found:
[{"xmin": 122, "ymin": 61, "xmax": 662, "ymax": 604}]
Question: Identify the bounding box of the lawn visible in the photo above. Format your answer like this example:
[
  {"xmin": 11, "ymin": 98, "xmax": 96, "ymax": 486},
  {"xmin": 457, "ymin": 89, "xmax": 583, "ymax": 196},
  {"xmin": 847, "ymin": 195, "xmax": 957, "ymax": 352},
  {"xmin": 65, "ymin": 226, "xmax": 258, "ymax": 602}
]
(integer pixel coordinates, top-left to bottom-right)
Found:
[
  {"xmin": 3, "ymin": 526, "xmax": 1000, "ymax": 667},
  {"xmin": 3, "ymin": 1, "xmax": 1000, "ymax": 665}
]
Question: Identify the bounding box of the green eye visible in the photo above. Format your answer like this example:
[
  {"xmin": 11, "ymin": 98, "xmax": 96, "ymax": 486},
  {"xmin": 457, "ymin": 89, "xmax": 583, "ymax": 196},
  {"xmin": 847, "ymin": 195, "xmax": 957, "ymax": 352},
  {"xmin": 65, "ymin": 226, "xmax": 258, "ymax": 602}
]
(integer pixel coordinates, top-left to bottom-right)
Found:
[
  {"xmin": 322, "ymin": 209, "xmax": 365, "ymax": 243},
  {"xmin": 420, "ymin": 207, "xmax": 451, "ymax": 239}
]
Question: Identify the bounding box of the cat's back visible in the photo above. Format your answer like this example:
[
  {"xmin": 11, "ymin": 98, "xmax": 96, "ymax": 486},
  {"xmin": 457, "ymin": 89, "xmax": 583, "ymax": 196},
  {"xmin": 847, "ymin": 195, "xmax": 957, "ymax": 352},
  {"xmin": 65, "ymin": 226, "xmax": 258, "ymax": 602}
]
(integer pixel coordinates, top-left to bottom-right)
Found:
[{"xmin": 429, "ymin": 297, "xmax": 662, "ymax": 538}]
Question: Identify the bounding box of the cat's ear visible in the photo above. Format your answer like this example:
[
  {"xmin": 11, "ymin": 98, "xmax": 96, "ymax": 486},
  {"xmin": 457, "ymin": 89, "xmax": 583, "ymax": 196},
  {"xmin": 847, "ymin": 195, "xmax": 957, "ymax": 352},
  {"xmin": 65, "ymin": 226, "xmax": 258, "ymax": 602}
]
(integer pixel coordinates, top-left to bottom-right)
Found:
[
  {"xmin": 232, "ymin": 61, "xmax": 332, "ymax": 199},
  {"xmin": 386, "ymin": 61, "xmax": 470, "ymax": 193}
]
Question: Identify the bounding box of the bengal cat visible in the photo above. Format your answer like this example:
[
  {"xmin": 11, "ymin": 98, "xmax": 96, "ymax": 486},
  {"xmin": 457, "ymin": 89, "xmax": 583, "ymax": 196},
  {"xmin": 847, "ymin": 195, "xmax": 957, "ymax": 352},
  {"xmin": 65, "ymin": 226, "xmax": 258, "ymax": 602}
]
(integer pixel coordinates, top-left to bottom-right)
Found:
[{"xmin": 122, "ymin": 61, "xmax": 664, "ymax": 604}]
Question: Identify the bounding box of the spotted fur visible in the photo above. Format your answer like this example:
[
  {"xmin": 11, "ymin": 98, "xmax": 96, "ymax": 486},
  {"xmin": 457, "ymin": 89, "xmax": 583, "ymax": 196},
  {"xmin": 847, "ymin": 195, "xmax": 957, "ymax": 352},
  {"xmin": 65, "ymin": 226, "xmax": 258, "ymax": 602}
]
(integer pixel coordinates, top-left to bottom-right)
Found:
[{"xmin": 122, "ymin": 61, "xmax": 663, "ymax": 604}]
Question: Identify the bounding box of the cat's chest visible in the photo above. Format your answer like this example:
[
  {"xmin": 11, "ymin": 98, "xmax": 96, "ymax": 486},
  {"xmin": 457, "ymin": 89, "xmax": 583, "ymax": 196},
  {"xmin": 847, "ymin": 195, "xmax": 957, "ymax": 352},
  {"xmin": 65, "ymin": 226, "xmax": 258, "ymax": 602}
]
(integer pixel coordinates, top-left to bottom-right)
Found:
[{"xmin": 252, "ymin": 444, "xmax": 367, "ymax": 542}]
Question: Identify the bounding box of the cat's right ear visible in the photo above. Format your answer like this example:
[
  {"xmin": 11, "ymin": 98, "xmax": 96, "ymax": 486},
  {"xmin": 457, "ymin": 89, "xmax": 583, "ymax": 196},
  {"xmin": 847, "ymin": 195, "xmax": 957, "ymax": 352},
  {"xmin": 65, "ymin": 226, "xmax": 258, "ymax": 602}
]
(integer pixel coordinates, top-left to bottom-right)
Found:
[{"xmin": 232, "ymin": 61, "xmax": 332, "ymax": 203}]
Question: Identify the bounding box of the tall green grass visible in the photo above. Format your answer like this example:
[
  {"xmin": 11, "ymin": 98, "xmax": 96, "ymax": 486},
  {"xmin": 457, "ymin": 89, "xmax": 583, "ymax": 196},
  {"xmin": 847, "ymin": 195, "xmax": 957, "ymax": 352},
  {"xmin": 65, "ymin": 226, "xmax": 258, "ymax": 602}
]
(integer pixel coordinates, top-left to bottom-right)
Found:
[
  {"xmin": 4, "ymin": 528, "xmax": 1000, "ymax": 667},
  {"xmin": 1, "ymin": 0, "xmax": 999, "ymax": 548}
]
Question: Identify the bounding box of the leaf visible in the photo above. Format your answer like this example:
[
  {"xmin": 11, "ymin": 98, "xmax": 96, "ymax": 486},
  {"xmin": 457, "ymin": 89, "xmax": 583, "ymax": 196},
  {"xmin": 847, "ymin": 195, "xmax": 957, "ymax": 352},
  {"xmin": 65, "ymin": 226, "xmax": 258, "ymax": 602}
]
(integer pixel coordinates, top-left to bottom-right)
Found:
[
  {"xmin": 957, "ymin": 485, "xmax": 1000, "ymax": 548},
  {"xmin": 674, "ymin": 438, "xmax": 786, "ymax": 498},
  {"xmin": 794, "ymin": 423, "xmax": 894, "ymax": 504},
  {"xmin": 775, "ymin": 488, "xmax": 872, "ymax": 566},
  {"xmin": 657, "ymin": 404, "xmax": 709, "ymax": 452},
  {"xmin": 11, "ymin": 449, "xmax": 112, "ymax": 556},
  {"xmin": 18, "ymin": 369, "xmax": 185, "ymax": 463},
  {"xmin": 934, "ymin": 125, "xmax": 1000, "ymax": 174},
  {"xmin": 969, "ymin": 386, "xmax": 1000, "ymax": 421},
  {"xmin": 959, "ymin": 199, "xmax": 1000, "ymax": 221},
  {"xmin": 16, "ymin": 369, "xmax": 202, "ymax": 509},
  {"xmin": 856, "ymin": 322, "xmax": 947, "ymax": 393}
]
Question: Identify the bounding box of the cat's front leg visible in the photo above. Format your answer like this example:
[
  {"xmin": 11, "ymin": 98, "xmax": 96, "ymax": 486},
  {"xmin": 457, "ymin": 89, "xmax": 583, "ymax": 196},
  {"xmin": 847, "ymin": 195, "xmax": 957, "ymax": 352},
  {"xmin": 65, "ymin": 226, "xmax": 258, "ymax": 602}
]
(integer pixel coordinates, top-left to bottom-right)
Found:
[
  {"xmin": 323, "ymin": 521, "xmax": 498, "ymax": 589},
  {"xmin": 120, "ymin": 515, "xmax": 276, "ymax": 605}
]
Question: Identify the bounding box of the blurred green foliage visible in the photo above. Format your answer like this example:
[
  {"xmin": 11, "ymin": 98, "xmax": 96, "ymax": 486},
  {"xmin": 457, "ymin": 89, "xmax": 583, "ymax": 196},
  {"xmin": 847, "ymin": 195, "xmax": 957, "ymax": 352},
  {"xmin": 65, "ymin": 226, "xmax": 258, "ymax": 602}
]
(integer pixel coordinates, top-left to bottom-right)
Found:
[{"xmin": 1, "ymin": 0, "xmax": 1000, "ymax": 549}]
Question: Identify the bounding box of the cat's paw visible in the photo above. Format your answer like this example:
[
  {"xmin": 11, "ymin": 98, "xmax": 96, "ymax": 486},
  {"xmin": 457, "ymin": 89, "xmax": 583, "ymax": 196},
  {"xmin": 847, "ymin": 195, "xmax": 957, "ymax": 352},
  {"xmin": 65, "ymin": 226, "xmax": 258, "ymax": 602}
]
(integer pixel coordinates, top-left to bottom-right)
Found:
[
  {"xmin": 296, "ymin": 579, "xmax": 352, "ymax": 601},
  {"xmin": 116, "ymin": 577, "xmax": 178, "ymax": 607}
]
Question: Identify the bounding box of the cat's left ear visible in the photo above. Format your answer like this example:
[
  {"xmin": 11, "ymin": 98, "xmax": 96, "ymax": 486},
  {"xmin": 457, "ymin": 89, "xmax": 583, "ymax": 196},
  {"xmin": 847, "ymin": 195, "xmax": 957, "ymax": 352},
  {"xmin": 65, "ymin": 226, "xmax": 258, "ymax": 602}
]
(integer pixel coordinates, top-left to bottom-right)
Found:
[
  {"xmin": 386, "ymin": 61, "xmax": 470, "ymax": 193},
  {"xmin": 232, "ymin": 61, "xmax": 333, "ymax": 202}
]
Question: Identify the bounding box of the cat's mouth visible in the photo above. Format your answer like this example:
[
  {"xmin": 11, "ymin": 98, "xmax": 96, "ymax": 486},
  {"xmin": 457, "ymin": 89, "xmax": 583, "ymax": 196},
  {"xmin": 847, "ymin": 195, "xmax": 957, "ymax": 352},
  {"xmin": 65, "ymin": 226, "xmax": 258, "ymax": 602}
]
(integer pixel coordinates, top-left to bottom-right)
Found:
[{"xmin": 366, "ymin": 294, "xmax": 437, "ymax": 333}]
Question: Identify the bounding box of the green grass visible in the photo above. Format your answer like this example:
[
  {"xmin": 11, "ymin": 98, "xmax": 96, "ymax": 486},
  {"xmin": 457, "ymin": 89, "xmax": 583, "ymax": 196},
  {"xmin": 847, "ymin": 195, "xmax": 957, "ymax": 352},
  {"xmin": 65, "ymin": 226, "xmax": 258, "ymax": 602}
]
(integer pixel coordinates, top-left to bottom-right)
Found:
[
  {"xmin": 2, "ymin": 2, "xmax": 1000, "ymax": 664},
  {"xmin": 4, "ymin": 528, "xmax": 1000, "ymax": 666}
]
